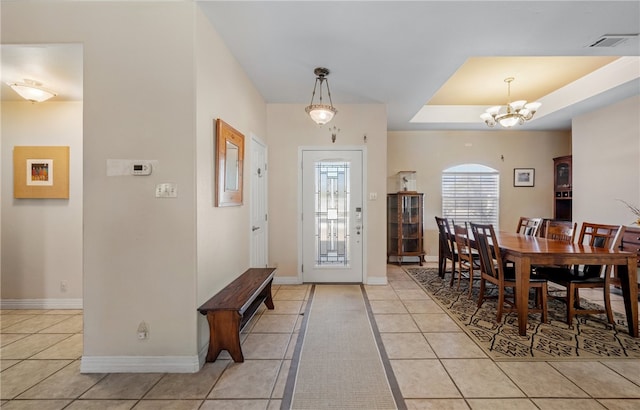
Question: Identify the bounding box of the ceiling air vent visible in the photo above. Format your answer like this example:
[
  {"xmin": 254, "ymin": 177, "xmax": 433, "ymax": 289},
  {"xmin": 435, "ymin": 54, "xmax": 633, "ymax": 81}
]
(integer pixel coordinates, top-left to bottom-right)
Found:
[{"xmin": 588, "ymin": 34, "xmax": 638, "ymax": 48}]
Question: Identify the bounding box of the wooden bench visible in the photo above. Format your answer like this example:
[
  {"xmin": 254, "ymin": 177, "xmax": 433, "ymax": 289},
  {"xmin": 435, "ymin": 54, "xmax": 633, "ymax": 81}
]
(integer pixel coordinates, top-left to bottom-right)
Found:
[{"xmin": 197, "ymin": 267, "xmax": 276, "ymax": 362}]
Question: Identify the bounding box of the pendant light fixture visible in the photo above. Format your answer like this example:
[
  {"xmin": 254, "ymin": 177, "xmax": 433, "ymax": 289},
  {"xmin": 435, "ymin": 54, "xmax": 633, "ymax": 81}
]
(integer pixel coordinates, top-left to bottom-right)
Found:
[
  {"xmin": 305, "ymin": 67, "xmax": 337, "ymax": 125},
  {"xmin": 480, "ymin": 77, "xmax": 541, "ymax": 128},
  {"xmin": 8, "ymin": 79, "xmax": 57, "ymax": 103}
]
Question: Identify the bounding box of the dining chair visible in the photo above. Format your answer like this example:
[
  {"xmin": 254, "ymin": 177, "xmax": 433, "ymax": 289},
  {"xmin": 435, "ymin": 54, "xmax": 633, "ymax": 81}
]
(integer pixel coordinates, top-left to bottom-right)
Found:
[
  {"xmin": 516, "ymin": 216, "xmax": 543, "ymax": 236},
  {"xmin": 541, "ymin": 220, "xmax": 577, "ymax": 243},
  {"xmin": 435, "ymin": 216, "xmax": 457, "ymax": 280},
  {"xmin": 533, "ymin": 220, "xmax": 577, "ymax": 271},
  {"xmin": 535, "ymin": 222, "xmax": 625, "ymax": 327},
  {"xmin": 507, "ymin": 217, "xmax": 544, "ymax": 271},
  {"xmin": 452, "ymin": 223, "xmax": 481, "ymax": 298},
  {"xmin": 470, "ymin": 222, "xmax": 548, "ymax": 323}
]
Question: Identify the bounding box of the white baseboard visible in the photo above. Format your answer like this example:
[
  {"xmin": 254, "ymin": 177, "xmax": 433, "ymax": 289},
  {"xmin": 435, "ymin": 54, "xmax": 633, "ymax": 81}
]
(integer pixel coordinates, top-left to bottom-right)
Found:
[
  {"xmin": 273, "ymin": 276, "xmax": 301, "ymax": 285},
  {"xmin": 275, "ymin": 276, "xmax": 392, "ymax": 285},
  {"xmin": 366, "ymin": 276, "xmax": 388, "ymax": 285},
  {"xmin": 1, "ymin": 298, "xmax": 83, "ymax": 310},
  {"xmin": 81, "ymin": 355, "xmax": 201, "ymax": 373}
]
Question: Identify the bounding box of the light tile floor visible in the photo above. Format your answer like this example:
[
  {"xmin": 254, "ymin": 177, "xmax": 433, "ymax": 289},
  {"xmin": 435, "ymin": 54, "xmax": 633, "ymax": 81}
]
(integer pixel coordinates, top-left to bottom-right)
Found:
[{"xmin": 1, "ymin": 264, "xmax": 639, "ymax": 409}]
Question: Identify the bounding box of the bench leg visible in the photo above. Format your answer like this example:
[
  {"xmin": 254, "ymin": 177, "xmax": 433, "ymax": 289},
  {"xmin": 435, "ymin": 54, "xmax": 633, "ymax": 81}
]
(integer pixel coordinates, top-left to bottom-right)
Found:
[
  {"xmin": 206, "ymin": 310, "xmax": 244, "ymax": 363},
  {"xmin": 263, "ymin": 279, "xmax": 275, "ymax": 310}
]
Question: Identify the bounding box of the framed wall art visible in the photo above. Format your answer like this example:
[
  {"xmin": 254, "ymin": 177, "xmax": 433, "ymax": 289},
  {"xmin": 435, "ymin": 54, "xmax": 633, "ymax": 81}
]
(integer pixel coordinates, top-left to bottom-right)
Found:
[
  {"xmin": 513, "ymin": 168, "xmax": 535, "ymax": 187},
  {"xmin": 215, "ymin": 119, "xmax": 244, "ymax": 207},
  {"xmin": 14, "ymin": 146, "xmax": 70, "ymax": 198}
]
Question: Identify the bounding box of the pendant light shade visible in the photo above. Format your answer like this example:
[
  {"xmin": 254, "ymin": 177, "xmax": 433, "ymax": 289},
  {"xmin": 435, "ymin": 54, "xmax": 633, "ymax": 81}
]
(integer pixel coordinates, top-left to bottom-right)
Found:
[{"xmin": 306, "ymin": 104, "xmax": 336, "ymax": 125}]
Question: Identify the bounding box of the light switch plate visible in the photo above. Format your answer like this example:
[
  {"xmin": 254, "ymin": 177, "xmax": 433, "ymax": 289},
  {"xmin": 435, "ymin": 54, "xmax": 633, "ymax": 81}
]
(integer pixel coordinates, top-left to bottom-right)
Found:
[{"xmin": 156, "ymin": 183, "xmax": 177, "ymax": 198}]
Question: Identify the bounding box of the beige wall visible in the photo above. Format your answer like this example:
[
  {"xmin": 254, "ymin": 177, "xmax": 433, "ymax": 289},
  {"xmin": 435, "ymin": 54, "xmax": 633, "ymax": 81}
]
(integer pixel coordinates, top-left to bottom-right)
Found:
[
  {"xmin": 573, "ymin": 95, "xmax": 640, "ymax": 226},
  {"xmin": 387, "ymin": 130, "xmax": 572, "ymax": 258},
  {"xmin": 2, "ymin": 1, "xmax": 267, "ymax": 372},
  {"xmin": 267, "ymin": 104, "xmax": 388, "ymax": 284},
  {"xmin": 194, "ymin": 7, "xmax": 267, "ymax": 356},
  {"xmin": 1, "ymin": 102, "xmax": 83, "ymax": 304}
]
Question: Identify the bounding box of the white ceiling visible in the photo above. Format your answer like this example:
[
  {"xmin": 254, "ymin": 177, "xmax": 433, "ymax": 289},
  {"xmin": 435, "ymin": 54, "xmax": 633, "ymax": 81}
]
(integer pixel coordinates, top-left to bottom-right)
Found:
[
  {"xmin": 198, "ymin": 0, "xmax": 640, "ymax": 131},
  {"xmin": 2, "ymin": 1, "xmax": 639, "ymax": 131}
]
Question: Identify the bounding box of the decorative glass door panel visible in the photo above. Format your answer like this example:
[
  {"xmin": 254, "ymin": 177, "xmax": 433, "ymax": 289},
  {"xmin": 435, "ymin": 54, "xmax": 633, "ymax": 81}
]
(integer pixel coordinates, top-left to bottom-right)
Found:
[
  {"xmin": 302, "ymin": 150, "xmax": 363, "ymax": 282},
  {"xmin": 315, "ymin": 162, "xmax": 350, "ymax": 266}
]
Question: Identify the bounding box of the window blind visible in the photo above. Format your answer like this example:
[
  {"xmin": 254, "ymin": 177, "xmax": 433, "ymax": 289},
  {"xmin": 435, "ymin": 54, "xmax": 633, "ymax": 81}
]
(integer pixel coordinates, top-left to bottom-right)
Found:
[{"xmin": 442, "ymin": 171, "xmax": 499, "ymax": 227}]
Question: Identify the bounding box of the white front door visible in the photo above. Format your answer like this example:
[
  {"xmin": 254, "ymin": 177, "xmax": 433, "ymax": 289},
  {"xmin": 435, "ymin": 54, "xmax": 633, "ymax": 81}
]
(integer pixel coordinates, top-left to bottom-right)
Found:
[
  {"xmin": 250, "ymin": 136, "xmax": 268, "ymax": 268},
  {"xmin": 301, "ymin": 149, "xmax": 363, "ymax": 282}
]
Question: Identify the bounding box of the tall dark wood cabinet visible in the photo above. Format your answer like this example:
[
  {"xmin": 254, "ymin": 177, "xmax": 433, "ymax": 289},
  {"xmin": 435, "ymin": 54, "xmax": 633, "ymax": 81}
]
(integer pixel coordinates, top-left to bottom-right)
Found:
[
  {"xmin": 387, "ymin": 192, "xmax": 425, "ymax": 265},
  {"xmin": 553, "ymin": 155, "xmax": 572, "ymax": 221}
]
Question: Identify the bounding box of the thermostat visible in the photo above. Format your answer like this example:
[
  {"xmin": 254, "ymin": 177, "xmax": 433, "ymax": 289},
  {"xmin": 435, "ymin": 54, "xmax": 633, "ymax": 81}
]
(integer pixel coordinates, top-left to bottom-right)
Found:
[{"xmin": 131, "ymin": 162, "xmax": 152, "ymax": 176}]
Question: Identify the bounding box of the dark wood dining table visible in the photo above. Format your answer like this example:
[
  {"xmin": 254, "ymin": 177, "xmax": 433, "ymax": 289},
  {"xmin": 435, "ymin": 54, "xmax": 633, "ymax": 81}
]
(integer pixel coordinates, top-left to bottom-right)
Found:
[{"xmin": 493, "ymin": 231, "xmax": 638, "ymax": 337}]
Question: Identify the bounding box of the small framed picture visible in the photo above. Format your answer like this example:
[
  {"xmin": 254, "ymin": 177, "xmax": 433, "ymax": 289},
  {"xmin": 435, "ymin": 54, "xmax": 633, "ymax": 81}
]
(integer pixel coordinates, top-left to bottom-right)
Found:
[
  {"xmin": 514, "ymin": 168, "xmax": 535, "ymax": 187},
  {"xmin": 14, "ymin": 146, "xmax": 70, "ymax": 198}
]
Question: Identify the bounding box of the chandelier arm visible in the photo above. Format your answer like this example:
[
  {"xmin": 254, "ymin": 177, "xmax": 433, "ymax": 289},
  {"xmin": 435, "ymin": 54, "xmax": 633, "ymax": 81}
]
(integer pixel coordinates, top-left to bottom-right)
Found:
[
  {"xmin": 309, "ymin": 78, "xmax": 319, "ymax": 106},
  {"xmin": 325, "ymin": 78, "xmax": 333, "ymax": 107},
  {"xmin": 318, "ymin": 77, "xmax": 325, "ymax": 104}
]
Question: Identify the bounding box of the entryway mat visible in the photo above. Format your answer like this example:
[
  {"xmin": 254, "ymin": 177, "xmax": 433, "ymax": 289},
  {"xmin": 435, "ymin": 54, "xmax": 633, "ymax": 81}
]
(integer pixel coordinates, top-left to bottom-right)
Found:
[{"xmin": 288, "ymin": 285, "xmax": 398, "ymax": 409}]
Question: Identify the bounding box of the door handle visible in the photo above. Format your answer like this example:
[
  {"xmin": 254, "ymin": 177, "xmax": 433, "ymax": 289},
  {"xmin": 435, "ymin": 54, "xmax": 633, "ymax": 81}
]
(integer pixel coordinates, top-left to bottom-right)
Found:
[{"xmin": 252, "ymin": 226, "xmax": 260, "ymax": 232}]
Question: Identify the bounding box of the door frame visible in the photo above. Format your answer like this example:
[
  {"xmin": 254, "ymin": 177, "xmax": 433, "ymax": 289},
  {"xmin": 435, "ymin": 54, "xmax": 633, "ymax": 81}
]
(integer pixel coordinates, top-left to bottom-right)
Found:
[
  {"xmin": 250, "ymin": 133, "xmax": 268, "ymax": 268},
  {"xmin": 297, "ymin": 146, "xmax": 368, "ymax": 283}
]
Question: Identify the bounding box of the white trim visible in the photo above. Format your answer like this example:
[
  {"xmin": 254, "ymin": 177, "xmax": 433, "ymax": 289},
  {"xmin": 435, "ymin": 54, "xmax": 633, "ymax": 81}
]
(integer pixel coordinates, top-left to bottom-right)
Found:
[
  {"xmin": 366, "ymin": 276, "xmax": 388, "ymax": 286},
  {"xmin": 1, "ymin": 298, "xmax": 83, "ymax": 309},
  {"xmin": 81, "ymin": 355, "xmax": 200, "ymax": 373},
  {"xmin": 273, "ymin": 276, "xmax": 302, "ymax": 285}
]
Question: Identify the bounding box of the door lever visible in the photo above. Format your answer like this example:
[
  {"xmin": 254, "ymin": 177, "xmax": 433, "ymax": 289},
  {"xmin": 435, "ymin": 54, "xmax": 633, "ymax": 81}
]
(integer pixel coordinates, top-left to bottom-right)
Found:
[{"xmin": 252, "ymin": 226, "xmax": 260, "ymax": 232}]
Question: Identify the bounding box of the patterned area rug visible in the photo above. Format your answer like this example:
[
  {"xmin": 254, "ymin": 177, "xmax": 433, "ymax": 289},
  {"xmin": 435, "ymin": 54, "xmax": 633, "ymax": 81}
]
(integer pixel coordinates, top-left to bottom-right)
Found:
[{"xmin": 405, "ymin": 267, "xmax": 640, "ymax": 360}]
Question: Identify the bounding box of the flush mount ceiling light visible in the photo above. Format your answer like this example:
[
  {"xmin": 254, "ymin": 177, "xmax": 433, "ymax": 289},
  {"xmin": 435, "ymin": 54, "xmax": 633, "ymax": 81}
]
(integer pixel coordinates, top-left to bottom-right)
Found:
[
  {"xmin": 480, "ymin": 77, "xmax": 541, "ymax": 128},
  {"xmin": 305, "ymin": 67, "xmax": 337, "ymax": 125},
  {"xmin": 8, "ymin": 79, "xmax": 57, "ymax": 102}
]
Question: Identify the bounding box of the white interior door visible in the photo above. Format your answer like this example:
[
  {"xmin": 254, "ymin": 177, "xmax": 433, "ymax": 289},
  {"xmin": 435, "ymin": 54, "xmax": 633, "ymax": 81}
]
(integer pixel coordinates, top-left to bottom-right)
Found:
[
  {"xmin": 250, "ymin": 136, "xmax": 268, "ymax": 268},
  {"xmin": 301, "ymin": 150, "xmax": 363, "ymax": 282}
]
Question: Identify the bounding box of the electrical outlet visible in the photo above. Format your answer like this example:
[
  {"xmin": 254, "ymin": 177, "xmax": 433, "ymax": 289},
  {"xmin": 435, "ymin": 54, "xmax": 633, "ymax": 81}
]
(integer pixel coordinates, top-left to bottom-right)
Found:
[
  {"xmin": 60, "ymin": 281, "xmax": 68, "ymax": 292},
  {"xmin": 137, "ymin": 321, "xmax": 149, "ymax": 340}
]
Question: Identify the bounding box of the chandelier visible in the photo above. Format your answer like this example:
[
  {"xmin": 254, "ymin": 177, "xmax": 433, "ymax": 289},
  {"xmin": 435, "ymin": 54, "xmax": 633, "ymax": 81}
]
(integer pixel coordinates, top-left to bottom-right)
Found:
[
  {"xmin": 480, "ymin": 77, "xmax": 541, "ymax": 128},
  {"xmin": 305, "ymin": 67, "xmax": 337, "ymax": 125},
  {"xmin": 8, "ymin": 79, "xmax": 57, "ymax": 102}
]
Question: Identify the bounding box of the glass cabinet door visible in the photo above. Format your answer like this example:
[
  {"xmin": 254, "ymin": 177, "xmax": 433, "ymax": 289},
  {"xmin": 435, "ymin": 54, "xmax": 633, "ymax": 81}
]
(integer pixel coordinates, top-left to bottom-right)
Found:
[
  {"xmin": 387, "ymin": 193, "xmax": 424, "ymax": 265},
  {"xmin": 556, "ymin": 162, "xmax": 570, "ymax": 189}
]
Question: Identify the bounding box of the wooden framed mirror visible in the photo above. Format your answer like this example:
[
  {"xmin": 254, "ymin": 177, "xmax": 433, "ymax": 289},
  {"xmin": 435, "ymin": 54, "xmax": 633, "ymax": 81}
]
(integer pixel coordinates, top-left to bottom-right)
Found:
[{"xmin": 215, "ymin": 119, "xmax": 244, "ymax": 207}]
